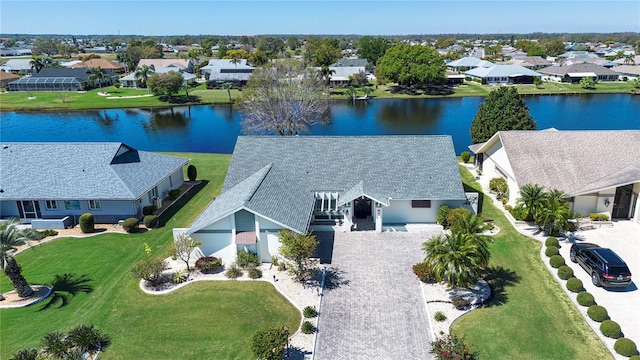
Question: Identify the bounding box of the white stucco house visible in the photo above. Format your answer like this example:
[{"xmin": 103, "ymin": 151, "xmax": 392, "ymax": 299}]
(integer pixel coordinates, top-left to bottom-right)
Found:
[
  {"xmin": 174, "ymin": 136, "xmax": 469, "ymax": 263},
  {"xmin": 0, "ymin": 142, "xmax": 189, "ymax": 228},
  {"xmin": 469, "ymin": 130, "xmax": 640, "ymax": 223}
]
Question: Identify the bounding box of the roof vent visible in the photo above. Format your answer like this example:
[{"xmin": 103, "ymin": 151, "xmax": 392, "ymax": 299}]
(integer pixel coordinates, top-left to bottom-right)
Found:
[{"xmin": 2, "ymin": 145, "xmax": 8, "ymax": 149}]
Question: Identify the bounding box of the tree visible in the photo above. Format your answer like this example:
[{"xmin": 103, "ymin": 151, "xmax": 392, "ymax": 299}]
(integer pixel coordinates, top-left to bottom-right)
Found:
[
  {"xmin": 544, "ymin": 39, "xmax": 566, "ymax": 57},
  {"xmin": 30, "ymin": 56, "xmax": 46, "ymax": 73},
  {"xmin": 533, "ymin": 77, "xmax": 543, "ymax": 89},
  {"xmin": 223, "ymin": 49, "xmax": 250, "ymax": 62},
  {"xmin": 345, "ymin": 85, "xmax": 357, "ymax": 101},
  {"xmin": 134, "ymin": 64, "xmax": 153, "ymax": 91},
  {"xmin": 535, "ymin": 189, "xmax": 572, "ymax": 236},
  {"xmin": 515, "ymin": 184, "xmax": 547, "ymax": 222},
  {"xmin": 287, "ymin": 36, "xmax": 299, "ymax": 50},
  {"xmin": 66, "ymin": 324, "xmax": 111, "ymax": 354},
  {"xmin": 39, "ymin": 331, "xmax": 70, "ymax": 359},
  {"xmin": 173, "ymin": 233, "xmax": 201, "ymax": 272},
  {"xmin": 222, "ymin": 82, "xmax": 232, "ymax": 101},
  {"xmin": 250, "ymin": 326, "xmax": 289, "ymax": 360},
  {"xmin": 130, "ymin": 257, "xmax": 167, "ymax": 287},
  {"xmin": 375, "ymin": 44, "xmax": 446, "ymax": 87},
  {"xmin": 580, "ymin": 76, "xmax": 596, "ymax": 90},
  {"xmin": 122, "ymin": 43, "xmax": 163, "ymax": 71},
  {"xmin": 623, "ymin": 54, "xmax": 635, "ymax": 65},
  {"xmin": 357, "ymin": 36, "xmax": 391, "ymax": 65},
  {"xmin": 422, "ymin": 232, "xmax": 490, "ymax": 288},
  {"xmin": 470, "ymin": 86, "xmax": 537, "ymax": 143},
  {"xmin": 10, "ymin": 348, "xmax": 38, "ymax": 360},
  {"xmin": 88, "ymin": 66, "xmax": 108, "ymax": 91},
  {"xmin": 430, "ymin": 334, "xmax": 479, "ymax": 360},
  {"xmin": 249, "ymin": 50, "xmax": 269, "ymax": 67},
  {"xmin": 187, "ymin": 48, "xmax": 202, "ymax": 63},
  {"xmin": 147, "ymin": 71, "xmax": 184, "ymax": 99},
  {"xmin": 31, "ymin": 37, "xmax": 59, "ymax": 56},
  {"xmin": 238, "ymin": 61, "xmax": 330, "ymax": 136},
  {"xmin": 361, "ymin": 86, "xmax": 372, "ymax": 98},
  {"xmin": 308, "ymin": 40, "xmax": 342, "ymax": 67},
  {"xmin": 349, "ymin": 71, "xmax": 368, "ymax": 87},
  {"xmin": 278, "ymin": 229, "xmax": 318, "ymax": 281},
  {"xmin": 1, "ymin": 219, "xmax": 39, "ymax": 297}
]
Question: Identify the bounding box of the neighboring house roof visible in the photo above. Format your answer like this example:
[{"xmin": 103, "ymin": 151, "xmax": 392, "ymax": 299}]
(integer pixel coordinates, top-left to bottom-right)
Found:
[
  {"xmin": 119, "ymin": 68, "xmax": 195, "ymax": 83},
  {"xmin": 538, "ymin": 63, "xmax": 618, "ymax": 77},
  {"xmin": 447, "ymin": 57, "xmax": 494, "ymax": 68},
  {"xmin": 557, "ymin": 51, "xmax": 599, "ymax": 59},
  {"xmin": 70, "ymin": 58, "xmax": 125, "ymax": 70},
  {"xmin": 0, "ymin": 71, "xmax": 20, "ymax": 81},
  {"xmin": 0, "ymin": 142, "xmax": 189, "ymax": 201},
  {"xmin": 331, "ymin": 58, "xmax": 369, "ymax": 67},
  {"xmin": 465, "ymin": 65, "xmax": 542, "ymax": 78},
  {"xmin": 613, "ymin": 55, "xmax": 640, "ymax": 65},
  {"xmin": 32, "ymin": 67, "xmax": 117, "ymax": 81},
  {"xmin": 137, "ymin": 59, "xmax": 192, "ymax": 71},
  {"xmin": 507, "ymin": 56, "xmax": 552, "ymax": 67},
  {"xmin": 202, "ymin": 59, "xmax": 255, "ymax": 81},
  {"xmin": 612, "ymin": 65, "xmax": 640, "ymax": 76},
  {"xmin": 0, "ymin": 59, "xmax": 33, "ymax": 72},
  {"xmin": 471, "ymin": 130, "xmax": 640, "ymax": 197}
]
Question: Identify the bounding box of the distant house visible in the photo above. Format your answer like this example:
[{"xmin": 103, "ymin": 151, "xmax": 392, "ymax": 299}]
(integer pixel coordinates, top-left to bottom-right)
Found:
[
  {"xmin": 174, "ymin": 136, "xmax": 469, "ymax": 263},
  {"xmin": 331, "ymin": 58, "xmax": 369, "ymax": 68},
  {"xmin": 119, "ymin": 66, "xmax": 196, "ymax": 88},
  {"xmin": 70, "ymin": 58, "xmax": 125, "ymax": 72},
  {"xmin": 0, "ymin": 71, "xmax": 20, "ymax": 87},
  {"xmin": 8, "ymin": 67, "xmax": 118, "ymax": 91},
  {"xmin": 507, "ymin": 56, "xmax": 552, "ymax": 70},
  {"xmin": 537, "ymin": 63, "xmax": 619, "ymax": 83},
  {"xmin": 464, "ymin": 65, "xmax": 542, "ymax": 85},
  {"xmin": 200, "ymin": 59, "xmax": 255, "ymax": 87},
  {"xmin": 0, "ymin": 59, "xmax": 35, "ymax": 75},
  {"xmin": 137, "ymin": 59, "xmax": 195, "ymax": 73},
  {"xmin": 0, "ymin": 142, "xmax": 189, "ymax": 228},
  {"xmin": 469, "ymin": 130, "xmax": 640, "ymax": 224},
  {"xmin": 316, "ymin": 66, "xmax": 366, "ymax": 87},
  {"xmin": 446, "ymin": 57, "xmax": 494, "ymax": 72},
  {"xmin": 612, "ymin": 65, "xmax": 640, "ymax": 80}
]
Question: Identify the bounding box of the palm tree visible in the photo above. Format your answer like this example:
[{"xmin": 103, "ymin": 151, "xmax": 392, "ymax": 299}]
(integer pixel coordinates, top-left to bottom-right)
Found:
[
  {"xmin": 345, "ymin": 86, "xmax": 357, "ymax": 101},
  {"xmin": 229, "ymin": 56, "xmax": 241, "ymax": 68},
  {"xmin": 67, "ymin": 324, "xmax": 111, "ymax": 354},
  {"xmin": 516, "ymin": 184, "xmax": 547, "ymax": 222},
  {"xmin": 29, "ymin": 56, "xmax": 45, "ymax": 73},
  {"xmin": 623, "ymin": 54, "xmax": 635, "ymax": 65},
  {"xmin": 319, "ymin": 65, "xmax": 335, "ymax": 86},
  {"xmin": 87, "ymin": 67, "xmax": 107, "ymax": 91},
  {"xmin": 536, "ymin": 189, "xmax": 572, "ymax": 236},
  {"xmin": 134, "ymin": 65, "xmax": 153, "ymax": 92},
  {"xmin": 222, "ymin": 82, "xmax": 232, "ymax": 101},
  {"xmin": 422, "ymin": 232, "xmax": 490, "ymax": 288},
  {"xmin": 39, "ymin": 331, "xmax": 70, "ymax": 359},
  {"xmin": 360, "ymin": 86, "xmax": 372, "ymax": 99},
  {"xmin": 10, "ymin": 348, "xmax": 38, "ymax": 360},
  {"xmin": 1, "ymin": 219, "xmax": 39, "ymax": 297}
]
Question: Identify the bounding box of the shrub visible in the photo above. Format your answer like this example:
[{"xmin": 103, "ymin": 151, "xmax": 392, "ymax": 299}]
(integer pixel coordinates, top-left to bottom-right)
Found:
[
  {"xmin": 303, "ymin": 306, "xmax": 318, "ymax": 318},
  {"xmin": 168, "ymin": 188, "xmax": 181, "ymax": 200},
  {"xmin": 545, "ymin": 237, "xmax": 559, "ymax": 247},
  {"xmin": 413, "ymin": 262, "xmax": 436, "ymax": 282},
  {"xmin": 143, "ymin": 215, "xmax": 159, "ymax": 228},
  {"xmin": 460, "ymin": 151, "xmax": 471, "ymax": 163},
  {"xmin": 566, "ymin": 277, "xmax": 584, "ymax": 293},
  {"xmin": 195, "ymin": 256, "xmax": 221, "ymax": 272},
  {"xmin": 576, "ymin": 292, "xmax": 596, "ymax": 307},
  {"xmin": 271, "ymin": 256, "xmax": 280, "ymax": 267},
  {"xmin": 557, "ymin": 265, "xmax": 574, "ymax": 280},
  {"xmin": 489, "ymin": 177, "xmax": 508, "ymax": 199},
  {"xmin": 504, "ymin": 204, "xmax": 513, "ymax": 211},
  {"xmin": 430, "ymin": 334, "xmax": 478, "ymax": 360},
  {"xmin": 600, "ymin": 320, "xmax": 622, "ymax": 339},
  {"xmin": 237, "ymin": 251, "xmax": 260, "ymax": 268},
  {"xmin": 301, "ymin": 321, "xmax": 316, "ymax": 334},
  {"xmin": 187, "ymin": 164, "xmax": 197, "ymax": 181},
  {"xmin": 615, "ymin": 338, "xmax": 638, "ymax": 357},
  {"xmin": 225, "ymin": 264, "xmax": 243, "ymax": 279},
  {"xmin": 130, "ymin": 257, "xmax": 167, "ymax": 287},
  {"xmin": 630, "ymin": 356, "xmax": 640, "ymax": 360},
  {"xmin": 434, "ymin": 311, "xmax": 447, "ymax": 322},
  {"xmin": 37, "ymin": 229, "xmax": 58, "ymax": 238},
  {"xmin": 549, "ymin": 255, "xmax": 565, "ymax": 268},
  {"xmin": 587, "ymin": 305, "xmax": 608, "ymax": 322},
  {"xmin": 248, "ymin": 267, "xmax": 263, "ymax": 279},
  {"xmin": 446, "ymin": 208, "xmax": 472, "ymax": 233},
  {"xmin": 114, "ymin": 82, "xmax": 121, "ymax": 89},
  {"xmin": 79, "ymin": 213, "xmax": 94, "ymax": 233},
  {"xmin": 590, "ymin": 213, "xmax": 610, "ymax": 221},
  {"xmin": 510, "ymin": 205, "xmax": 526, "ymax": 221},
  {"xmin": 436, "ymin": 205, "xmax": 451, "ymax": 228},
  {"xmin": 451, "ymin": 297, "xmax": 469, "ymax": 310},
  {"xmin": 122, "ymin": 218, "xmax": 140, "ymax": 233},
  {"xmin": 545, "ymin": 246, "xmax": 559, "ymax": 257},
  {"xmin": 142, "ymin": 205, "xmax": 157, "ymax": 216},
  {"xmin": 172, "ymin": 270, "xmax": 188, "ymax": 284}
]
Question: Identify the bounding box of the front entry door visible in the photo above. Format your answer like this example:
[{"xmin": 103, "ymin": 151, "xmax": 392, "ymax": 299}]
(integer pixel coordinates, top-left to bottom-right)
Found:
[
  {"xmin": 354, "ymin": 197, "xmax": 372, "ymax": 219},
  {"xmin": 612, "ymin": 184, "xmax": 633, "ymax": 219},
  {"xmin": 17, "ymin": 201, "xmax": 42, "ymax": 219}
]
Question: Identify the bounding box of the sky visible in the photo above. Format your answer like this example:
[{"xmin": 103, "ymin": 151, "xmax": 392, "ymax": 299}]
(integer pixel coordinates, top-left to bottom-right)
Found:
[{"xmin": 1, "ymin": 1, "xmax": 639, "ymax": 36}]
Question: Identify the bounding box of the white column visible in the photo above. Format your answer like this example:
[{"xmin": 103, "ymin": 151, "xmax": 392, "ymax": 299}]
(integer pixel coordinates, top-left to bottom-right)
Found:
[
  {"xmin": 375, "ymin": 205, "xmax": 382, "ymax": 233},
  {"xmin": 342, "ymin": 205, "xmax": 352, "ymax": 232}
]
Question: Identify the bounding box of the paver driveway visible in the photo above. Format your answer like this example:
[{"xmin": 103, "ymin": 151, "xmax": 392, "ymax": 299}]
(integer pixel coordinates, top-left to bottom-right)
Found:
[{"xmin": 314, "ymin": 230, "xmax": 438, "ymax": 360}]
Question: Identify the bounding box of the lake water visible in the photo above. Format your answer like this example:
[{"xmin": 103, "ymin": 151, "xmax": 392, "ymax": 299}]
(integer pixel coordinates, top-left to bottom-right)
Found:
[{"xmin": 1, "ymin": 94, "xmax": 638, "ymax": 154}]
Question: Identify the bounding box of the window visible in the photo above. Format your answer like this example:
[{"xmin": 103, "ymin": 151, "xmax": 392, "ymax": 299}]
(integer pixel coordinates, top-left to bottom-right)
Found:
[
  {"xmin": 411, "ymin": 200, "xmax": 431, "ymax": 208},
  {"xmin": 64, "ymin": 200, "xmax": 81, "ymax": 210},
  {"xmin": 88, "ymin": 200, "xmax": 102, "ymax": 210},
  {"xmin": 45, "ymin": 200, "xmax": 58, "ymax": 210}
]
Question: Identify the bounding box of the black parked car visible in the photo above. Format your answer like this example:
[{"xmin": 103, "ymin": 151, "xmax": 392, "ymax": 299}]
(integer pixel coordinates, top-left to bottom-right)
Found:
[{"xmin": 570, "ymin": 243, "xmax": 632, "ymax": 288}]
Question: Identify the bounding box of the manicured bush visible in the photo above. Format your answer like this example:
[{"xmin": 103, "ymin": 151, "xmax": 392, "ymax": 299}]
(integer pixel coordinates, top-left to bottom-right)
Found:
[
  {"xmin": 225, "ymin": 264, "xmax": 243, "ymax": 279},
  {"xmin": 557, "ymin": 265, "xmax": 574, "ymax": 280},
  {"xmin": 412, "ymin": 262, "xmax": 436, "ymax": 282},
  {"xmin": 566, "ymin": 277, "xmax": 584, "ymax": 293},
  {"xmin": 436, "ymin": 205, "xmax": 451, "ymax": 228},
  {"xmin": 187, "ymin": 164, "xmax": 197, "ymax": 181},
  {"xmin": 447, "ymin": 207, "xmax": 472, "ymax": 233},
  {"xmin": 590, "ymin": 213, "xmax": 610, "ymax": 221},
  {"xmin": 237, "ymin": 251, "xmax": 260, "ymax": 268},
  {"xmin": 614, "ymin": 338, "xmax": 638, "ymax": 357},
  {"xmin": 489, "ymin": 177, "xmax": 508, "ymax": 199},
  {"xmin": 587, "ymin": 305, "xmax": 608, "ymax": 322},
  {"xmin": 576, "ymin": 292, "xmax": 596, "ymax": 307},
  {"xmin": 142, "ymin": 205, "xmax": 157, "ymax": 216},
  {"xmin": 303, "ymin": 306, "xmax": 318, "ymax": 318},
  {"xmin": 549, "ymin": 255, "xmax": 565, "ymax": 268},
  {"xmin": 195, "ymin": 256, "xmax": 221, "ymax": 272},
  {"xmin": 460, "ymin": 151, "xmax": 471, "ymax": 163},
  {"xmin": 248, "ymin": 267, "xmax": 263, "ymax": 279},
  {"xmin": 545, "ymin": 246, "xmax": 559, "ymax": 257},
  {"xmin": 630, "ymin": 356, "xmax": 640, "ymax": 360},
  {"xmin": 168, "ymin": 188, "xmax": 181, "ymax": 200},
  {"xmin": 600, "ymin": 320, "xmax": 622, "ymax": 339},
  {"xmin": 37, "ymin": 229, "xmax": 58, "ymax": 238},
  {"xmin": 504, "ymin": 204, "xmax": 513, "ymax": 211},
  {"xmin": 545, "ymin": 237, "xmax": 559, "ymax": 247},
  {"xmin": 79, "ymin": 213, "xmax": 94, "ymax": 233},
  {"xmin": 122, "ymin": 218, "xmax": 140, "ymax": 233},
  {"xmin": 301, "ymin": 321, "xmax": 316, "ymax": 334},
  {"xmin": 434, "ymin": 311, "xmax": 447, "ymax": 322},
  {"xmin": 143, "ymin": 215, "xmax": 159, "ymax": 229},
  {"xmin": 451, "ymin": 297, "xmax": 469, "ymax": 310}
]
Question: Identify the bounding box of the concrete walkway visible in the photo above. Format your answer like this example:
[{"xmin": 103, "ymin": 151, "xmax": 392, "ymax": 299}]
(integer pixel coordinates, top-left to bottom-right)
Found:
[{"xmin": 314, "ymin": 230, "xmax": 438, "ymax": 360}]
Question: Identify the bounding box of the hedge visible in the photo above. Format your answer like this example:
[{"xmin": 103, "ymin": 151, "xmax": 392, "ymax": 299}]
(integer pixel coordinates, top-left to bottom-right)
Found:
[
  {"xmin": 545, "ymin": 246, "xmax": 559, "ymax": 257},
  {"xmin": 549, "ymin": 255, "xmax": 565, "ymax": 268},
  {"xmin": 545, "ymin": 237, "xmax": 559, "ymax": 247},
  {"xmin": 600, "ymin": 320, "xmax": 622, "ymax": 339},
  {"xmin": 576, "ymin": 292, "xmax": 596, "ymax": 307},
  {"xmin": 79, "ymin": 213, "xmax": 94, "ymax": 233},
  {"xmin": 566, "ymin": 277, "xmax": 584, "ymax": 293},
  {"xmin": 144, "ymin": 215, "xmax": 159, "ymax": 229},
  {"xmin": 614, "ymin": 338, "xmax": 638, "ymax": 357},
  {"xmin": 587, "ymin": 305, "xmax": 608, "ymax": 322},
  {"xmin": 557, "ymin": 266, "xmax": 573, "ymax": 280},
  {"xmin": 122, "ymin": 218, "xmax": 140, "ymax": 233}
]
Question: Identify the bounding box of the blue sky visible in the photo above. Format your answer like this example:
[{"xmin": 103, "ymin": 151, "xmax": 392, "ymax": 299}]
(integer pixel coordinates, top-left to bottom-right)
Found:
[{"xmin": 1, "ymin": 1, "xmax": 638, "ymax": 36}]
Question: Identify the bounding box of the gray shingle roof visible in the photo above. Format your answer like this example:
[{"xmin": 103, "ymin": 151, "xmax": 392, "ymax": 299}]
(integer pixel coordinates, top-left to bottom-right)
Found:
[
  {"xmin": 465, "ymin": 65, "xmax": 542, "ymax": 78},
  {"xmin": 493, "ymin": 131, "xmax": 640, "ymax": 196},
  {"xmin": 537, "ymin": 63, "xmax": 619, "ymax": 76},
  {"xmin": 0, "ymin": 142, "xmax": 188, "ymax": 201},
  {"xmin": 331, "ymin": 58, "xmax": 369, "ymax": 67},
  {"xmin": 447, "ymin": 57, "xmax": 494, "ymax": 68}
]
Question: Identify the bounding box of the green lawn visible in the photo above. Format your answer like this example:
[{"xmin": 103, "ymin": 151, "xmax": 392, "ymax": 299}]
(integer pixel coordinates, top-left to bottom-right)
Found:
[
  {"xmin": 452, "ymin": 165, "xmax": 612, "ymax": 359},
  {"xmin": 0, "ymin": 153, "xmax": 302, "ymax": 359}
]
